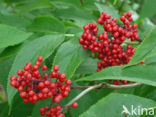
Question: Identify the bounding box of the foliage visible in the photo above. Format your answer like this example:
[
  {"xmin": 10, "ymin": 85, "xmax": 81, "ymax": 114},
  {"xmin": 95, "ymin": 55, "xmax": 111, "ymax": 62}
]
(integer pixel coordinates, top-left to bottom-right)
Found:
[{"xmin": 0, "ymin": 0, "xmax": 156, "ymax": 117}]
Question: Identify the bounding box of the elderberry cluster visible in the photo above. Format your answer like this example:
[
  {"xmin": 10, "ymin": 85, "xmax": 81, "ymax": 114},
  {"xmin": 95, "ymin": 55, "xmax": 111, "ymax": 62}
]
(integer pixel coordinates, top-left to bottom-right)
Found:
[
  {"xmin": 10, "ymin": 56, "xmax": 77, "ymax": 117},
  {"xmin": 79, "ymin": 11, "xmax": 143, "ymax": 85}
]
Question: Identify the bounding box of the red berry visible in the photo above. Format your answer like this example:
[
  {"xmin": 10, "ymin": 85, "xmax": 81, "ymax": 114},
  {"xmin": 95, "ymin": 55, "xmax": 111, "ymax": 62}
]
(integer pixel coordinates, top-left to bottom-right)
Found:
[
  {"xmin": 59, "ymin": 73, "xmax": 66, "ymax": 79},
  {"xmin": 51, "ymin": 71, "xmax": 57, "ymax": 78},
  {"xmin": 42, "ymin": 88, "xmax": 49, "ymax": 94},
  {"xmin": 38, "ymin": 82, "xmax": 45, "ymax": 89},
  {"xmin": 38, "ymin": 56, "xmax": 43, "ymax": 62},
  {"xmin": 20, "ymin": 92, "xmax": 27, "ymax": 98},
  {"xmin": 44, "ymin": 80, "xmax": 50, "ymax": 86},
  {"xmin": 17, "ymin": 70, "xmax": 24, "ymax": 76},
  {"xmin": 65, "ymin": 80, "xmax": 71, "ymax": 85},
  {"xmin": 53, "ymin": 65, "xmax": 59, "ymax": 71},
  {"xmin": 72, "ymin": 102, "xmax": 78, "ymax": 108},
  {"xmin": 41, "ymin": 65, "xmax": 47, "ymax": 71},
  {"xmin": 32, "ymin": 65, "xmax": 38, "ymax": 71},
  {"xmin": 10, "ymin": 76, "xmax": 16, "ymax": 81}
]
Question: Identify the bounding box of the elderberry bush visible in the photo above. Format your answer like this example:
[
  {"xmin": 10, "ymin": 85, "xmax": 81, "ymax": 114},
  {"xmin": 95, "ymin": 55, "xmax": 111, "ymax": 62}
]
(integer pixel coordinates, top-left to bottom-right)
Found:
[{"xmin": 0, "ymin": 0, "xmax": 156, "ymax": 117}]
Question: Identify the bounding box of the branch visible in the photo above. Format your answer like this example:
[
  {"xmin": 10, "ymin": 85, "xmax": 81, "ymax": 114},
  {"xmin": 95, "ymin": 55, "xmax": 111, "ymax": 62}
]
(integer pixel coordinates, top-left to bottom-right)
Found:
[
  {"xmin": 62, "ymin": 82, "xmax": 141, "ymax": 111},
  {"xmin": 71, "ymin": 82, "xmax": 141, "ymax": 89}
]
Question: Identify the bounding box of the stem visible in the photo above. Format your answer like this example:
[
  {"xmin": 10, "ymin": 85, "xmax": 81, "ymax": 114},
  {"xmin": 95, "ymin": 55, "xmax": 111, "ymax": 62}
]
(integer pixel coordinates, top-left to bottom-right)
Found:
[
  {"xmin": 102, "ymin": 82, "xmax": 141, "ymax": 89},
  {"xmin": 124, "ymin": 41, "xmax": 139, "ymax": 45},
  {"xmin": 71, "ymin": 82, "xmax": 141, "ymax": 89},
  {"xmin": 64, "ymin": 34, "xmax": 75, "ymax": 37},
  {"xmin": 62, "ymin": 82, "xmax": 141, "ymax": 111}
]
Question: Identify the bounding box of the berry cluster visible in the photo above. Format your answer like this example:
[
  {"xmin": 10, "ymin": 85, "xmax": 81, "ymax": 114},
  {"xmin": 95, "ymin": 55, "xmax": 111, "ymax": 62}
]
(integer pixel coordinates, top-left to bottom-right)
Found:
[
  {"xmin": 79, "ymin": 11, "xmax": 142, "ymax": 85},
  {"xmin": 39, "ymin": 102, "xmax": 78, "ymax": 117},
  {"xmin": 10, "ymin": 56, "xmax": 77, "ymax": 117},
  {"xmin": 40, "ymin": 105, "xmax": 64, "ymax": 117}
]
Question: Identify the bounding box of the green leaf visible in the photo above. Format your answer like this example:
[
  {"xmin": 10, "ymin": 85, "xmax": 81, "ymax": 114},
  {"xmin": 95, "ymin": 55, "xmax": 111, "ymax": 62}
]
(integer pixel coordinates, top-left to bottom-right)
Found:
[
  {"xmin": 7, "ymin": 34, "xmax": 65, "ymax": 110},
  {"xmin": 140, "ymin": 0, "xmax": 156, "ymax": 18},
  {"xmin": 145, "ymin": 55, "xmax": 156, "ymax": 65},
  {"xmin": 144, "ymin": 46, "xmax": 156, "ymax": 65},
  {"xmin": 27, "ymin": 16, "xmax": 65, "ymax": 33},
  {"xmin": 0, "ymin": 24, "xmax": 32, "ymax": 48},
  {"xmin": 141, "ymin": 18, "xmax": 155, "ymax": 37},
  {"xmin": 18, "ymin": 0, "xmax": 54, "ymax": 14},
  {"xmin": 0, "ymin": 44, "xmax": 22, "ymax": 63},
  {"xmin": 95, "ymin": 2, "xmax": 119, "ymax": 19},
  {"xmin": 0, "ymin": 57, "xmax": 14, "ymax": 92},
  {"xmin": 77, "ymin": 64, "xmax": 156, "ymax": 87},
  {"xmin": 53, "ymin": 38, "xmax": 89, "ymax": 78},
  {"xmin": 63, "ymin": 20, "xmax": 82, "ymax": 35},
  {"xmin": 129, "ymin": 26, "xmax": 156, "ymax": 65},
  {"xmin": 80, "ymin": 93, "xmax": 156, "ymax": 117},
  {"xmin": 0, "ymin": 14, "xmax": 31, "ymax": 30},
  {"xmin": 76, "ymin": 58, "xmax": 98, "ymax": 74},
  {"xmin": 52, "ymin": 6, "xmax": 96, "ymax": 26}
]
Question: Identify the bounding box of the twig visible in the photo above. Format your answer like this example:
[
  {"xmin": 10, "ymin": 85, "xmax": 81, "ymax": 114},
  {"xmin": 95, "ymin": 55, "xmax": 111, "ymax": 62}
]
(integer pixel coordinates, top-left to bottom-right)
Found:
[
  {"xmin": 102, "ymin": 82, "xmax": 141, "ymax": 89},
  {"xmin": 64, "ymin": 34, "xmax": 75, "ymax": 37},
  {"xmin": 62, "ymin": 82, "xmax": 141, "ymax": 111},
  {"xmin": 71, "ymin": 82, "xmax": 141, "ymax": 89}
]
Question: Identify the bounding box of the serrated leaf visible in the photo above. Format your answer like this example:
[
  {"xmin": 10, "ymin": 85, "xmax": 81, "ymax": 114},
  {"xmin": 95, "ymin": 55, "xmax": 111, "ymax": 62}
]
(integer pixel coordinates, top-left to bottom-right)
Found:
[
  {"xmin": 53, "ymin": 38, "xmax": 89, "ymax": 79},
  {"xmin": 52, "ymin": 5, "xmax": 96, "ymax": 26},
  {"xmin": 27, "ymin": 16, "xmax": 65, "ymax": 33},
  {"xmin": 7, "ymin": 34, "xmax": 65, "ymax": 109},
  {"xmin": 80, "ymin": 93, "xmax": 156, "ymax": 117},
  {"xmin": 129, "ymin": 26, "xmax": 156, "ymax": 65},
  {"xmin": 0, "ymin": 24, "xmax": 32, "ymax": 48},
  {"xmin": 76, "ymin": 58, "xmax": 98, "ymax": 74},
  {"xmin": 77, "ymin": 64, "xmax": 156, "ymax": 87}
]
